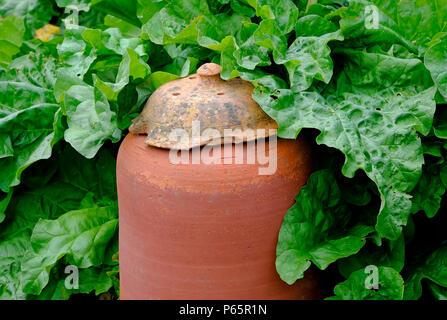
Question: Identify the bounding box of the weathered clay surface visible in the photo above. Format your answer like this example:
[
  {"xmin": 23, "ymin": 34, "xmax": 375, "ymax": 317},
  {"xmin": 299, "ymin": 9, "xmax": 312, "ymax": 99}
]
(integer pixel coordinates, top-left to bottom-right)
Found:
[
  {"xmin": 129, "ymin": 63, "xmax": 278, "ymax": 149},
  {"xmin": 117, "ymin": 134, "xmax": 319, "ymax": 300}
]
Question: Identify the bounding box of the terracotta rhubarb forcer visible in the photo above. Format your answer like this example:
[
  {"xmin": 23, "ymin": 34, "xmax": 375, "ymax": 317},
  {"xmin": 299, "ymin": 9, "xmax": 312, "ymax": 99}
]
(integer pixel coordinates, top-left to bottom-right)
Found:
[{"xmin": 117, "ymin": 63, "xmax": 319, "ymax": 300}]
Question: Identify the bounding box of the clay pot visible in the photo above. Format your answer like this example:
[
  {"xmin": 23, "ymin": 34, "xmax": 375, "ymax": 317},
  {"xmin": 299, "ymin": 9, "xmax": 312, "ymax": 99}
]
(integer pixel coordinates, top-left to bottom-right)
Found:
[
  {"xmin": 117, "ymin": 134, "xmax": 319, "ymax": 299},
  {"xmin": 117, "ymin": 63, "xmax": 319, "ymax": 299}
]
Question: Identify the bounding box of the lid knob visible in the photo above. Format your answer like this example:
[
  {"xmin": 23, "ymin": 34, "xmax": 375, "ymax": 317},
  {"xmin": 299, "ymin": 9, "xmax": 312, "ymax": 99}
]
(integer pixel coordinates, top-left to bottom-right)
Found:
[{"xmin": 197, "ymin": 63, "xmax": 222, "ymax": 77}]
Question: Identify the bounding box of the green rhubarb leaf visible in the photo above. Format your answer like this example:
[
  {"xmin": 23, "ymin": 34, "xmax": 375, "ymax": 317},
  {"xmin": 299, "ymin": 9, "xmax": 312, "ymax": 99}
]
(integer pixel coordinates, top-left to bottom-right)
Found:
[
  {"xmin": 0, "ymin": 15, "xmax": 24, "ymax": 68},
  {"xmin": 256, "ymin": 87, "xmax": 433, "ymax": 240},
  {"xmin": 327, "ymin": 266, "xmax": 404, "ymax": 300},
  {"xmin": 295, "ymin": 14, "xmax": 339, "ymax": 37},
  {"xmin": 434, "ymin": 106, "xmax": 447, "ymax": 139},
  {"xmin": 160, "ymin": 43, "xmax": 207, "ymax": 75},
  {"xmin": 93, "ymin": 47, "xmax": 151, "ymax": 101},
  {"xmin": 277, "ymin": 30, "xmax": 343, "ymax": 92},
  {"xmin": 276, "ymin": 170, "xmax": 373, "ymax": 284},
  {"xmin": 0, "ymin": 190, "xmax": 12, "ymax": 223},
  {"xmin": 90, "ymin": 0, "xmax": 140, "ymax": 27},
  {"xmin": 136, "ymin": 0, "xmax": 165, "ymax": 25},
  {"xmin": 255, "ymin": 49, "xmax": 437, "ymax": 240},
  {"xmin": 35, "ymin": 266, "xmax": 113, "ymax": 300},
  {"xmin": 93, "ymin": 47, "xmax": 151, "ymax": 129},
  {"xmin": 21, "ymin": 205, "xmax": 118, "ymax": 295},
  {"xmin": 162, "ymin": 56, "xmax": 198, "ymax": 77},
  {"xmin": 338, "ymin": 0, "xmax": 447, "ymax": 53},
  {"xmin": 247, "ymin": 0, "xmax": 299, "ymax": 34},
  {"xmin": 372, "ymin": 0, "xmax": 447, "ymax": 49},
  {"xmin": 429, "ymin": 282, "xmax": 447, "ymax": 300},
  {"xmin": 82, "ymin": 27, "xmax": 147, "ymax": 57},
  {"xmin": 0, "ymin": 0, "xmax": 55, "ymax": 39},
  {"xmin": 55, "ymin": 73, "xmax": 121, "ymax": 159},
  {"xmin": 404, "ymin": 246, "xmax": 447, "ymax": 300},
  {"xmin": 104, "ymin": 15, "xmax": 141, "ymax": 38},
  {"xmin": 425, "ymin": 38, "xmax": 447, "ymax": 100},
  {"xmin": 141, "ymin": 0, "xmax": 211, "ymax": 45},
  {"xmin": 411, "ymin": 163, "xmax": 446, "ymax": 218},
  {"xmin": 253, "ymin": 19, "xmax": 287, "ymax": 63},
  {"xmin": 0, "ymin": 230, "xmax": 30, "ymax": 299},
  {"xmin": 337, "ymin": 0, "xmax": 417, "ymax": 53},
  {"xmin": 422, "ymin": 141, "xmax": 445, "ymax": 160},
  {"xmin": 441, "ymin": 162, "xmax": 447, "ymax": 188},
  {"xmin": 0, "ymin": 53, "xmax": 61, "ymax": 192},
  {"xmin": 196, "ymin": 13, "xmax": 249, "ymax": 49},
  {"xmin": 57, "ymin": 30, "xmax": 97, "ymax": 78},
  {"xmin": 338, "ymin": 234, "xmax": 405, "ymax": 278},
  {"xmin": 0, "ymin": 146, "xmax": 117, "ymax": 298},
  {"xmin": 233, "ymin": 22, "xmax": 271, "ymax": 70}
]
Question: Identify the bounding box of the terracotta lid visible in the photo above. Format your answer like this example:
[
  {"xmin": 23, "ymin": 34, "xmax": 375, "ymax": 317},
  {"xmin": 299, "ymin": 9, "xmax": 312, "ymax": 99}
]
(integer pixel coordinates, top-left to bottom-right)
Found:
[{"xmin": 129, "ymin": 63, "xmax": 278, "ymax": 150}]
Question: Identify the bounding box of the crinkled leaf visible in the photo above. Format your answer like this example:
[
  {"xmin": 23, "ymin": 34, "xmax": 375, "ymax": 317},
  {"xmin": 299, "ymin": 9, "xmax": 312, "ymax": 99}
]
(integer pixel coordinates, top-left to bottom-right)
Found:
[
  {"xmin": 104, "ymin": 14, "xmax": 141, "ymax": 37},
  {"xmin": 255, "ymin": 49, "xmax": 437, "ymax": 240},
  {"xmin": 233, "ymin": 22, "xmax": 271, "ymax": 70},
  {"xmin": 372, "ymin": 0, "xmax": 447, "ymax": 49},
  {"xmin": 0, "ymin": 190, "xmax": 12, "ymax": 223},
  {"xmin": 0, "ymin": 0, "xmax": 55, "ymax": 39},
  {"xmin": 136, "ymin": 0, "xmax": 165, "ymax": 24},
  {"xmin": 429, "ymin": 282, "xmax": 447, "ymax": 300},
  {"xmin": 327, "ymin": 266, "xmax": 404, "ymax": 300},
  {"xmin": 441, "ymin": 161, "xmax": 447, "ymax": 188},
  {"xmin": 197, "ymin": 13, "xmax": 249, "ymax": 49},
  {"xmin": 93, "ymin": 47, "xmax": 151, "ymax": 101},
  {"xmin": 256, "ymin": 87, "xmax": 434, "ymax": 240},
  {"xmin": 295, "ymin": 14, "xmax": 338, "ymax": 37},
  {"xmin": 57, "ymin": 31, "xmax": 96, "ymax": 78},
  {"xmin": 404, "ymin": 246, "xmax": 447, "ymax": 300},
  {"xmin": 434, "ymin": 106, "xmax": 447, "ymax": 139},
  {"xmin": 0, "ymin": 53, "xmax": 61, "ymax": 192},
  {"xmin": 162, "ymin": 56, "xmax": 198, "ymax": 77},
  {"xmin": 0, "ymin": 230, "xmax": 30, "ymax": 299},
  {"xmin": 247, "ymin": 0, "xmax": 299, "ymax": 34},
  {"xmin": 277, "ymin": 30, "xmax": 343, "ymax": 92},
  {"xmin": 0, "ymin": 146, "xmax": 117, "ymax": 298},
  {"xmin": 35, "ymin": 266, "xmax": 113, "ymax": 300},
  {"xmin": 276, "ymin": 170, "xmax": 373, "ymax": 284},
  {"xmin": 91, "ymin": 0, "xmax": 140, "ymax": 27},
  {"xmin": 82, "ymin": 27, "xmax": 147, "ymax": 57},
  {"xmin": 338, "ymin": 0, "xmax": 447, "ymax": 53},
  {"xmin": 142, "ymin": 0, "xmax": 211, "ymax": 45},
  {"xmin": 411, "ymin": 163, "xmax": 446, "ymax": 218},
  {"xmin": 21, "ymin": 205, "xmax": 118, "ymax": 295},
  {"xmin": 55, "ymin": 74, "xmax": 121, "ymax": 159},
  {"xmin": 0, "ymin": 15, "xmax": 25, "ymax": 68},
  {"xmin": 425, "ymin": 38, "xmax": 447, "ymax": 100},
  {"xmin": 338, "ymin": 234, "xmax": 405, "ymax": 278},
  {"xmin": 253, "ymin": 19, "xmax": 287, "ymax": 63}
]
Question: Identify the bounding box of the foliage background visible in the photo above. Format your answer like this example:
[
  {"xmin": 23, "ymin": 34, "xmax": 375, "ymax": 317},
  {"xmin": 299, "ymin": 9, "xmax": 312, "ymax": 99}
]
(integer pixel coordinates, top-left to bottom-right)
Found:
[{"xmin": 0, "ymin": 0, "xmax": 446, "ymax": 300}]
